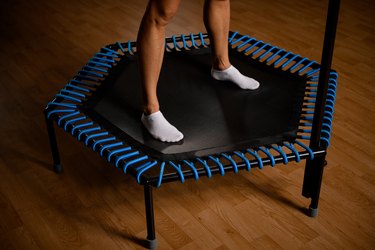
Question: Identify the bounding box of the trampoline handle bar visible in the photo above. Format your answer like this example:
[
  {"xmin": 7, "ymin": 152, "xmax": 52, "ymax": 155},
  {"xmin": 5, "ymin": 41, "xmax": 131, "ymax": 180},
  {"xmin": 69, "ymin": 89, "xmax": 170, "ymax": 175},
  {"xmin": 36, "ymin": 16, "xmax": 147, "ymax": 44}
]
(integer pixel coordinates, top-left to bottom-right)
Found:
[{"xmin": 310, "ymin": 0, "xmax": 340, "ymax": 150}]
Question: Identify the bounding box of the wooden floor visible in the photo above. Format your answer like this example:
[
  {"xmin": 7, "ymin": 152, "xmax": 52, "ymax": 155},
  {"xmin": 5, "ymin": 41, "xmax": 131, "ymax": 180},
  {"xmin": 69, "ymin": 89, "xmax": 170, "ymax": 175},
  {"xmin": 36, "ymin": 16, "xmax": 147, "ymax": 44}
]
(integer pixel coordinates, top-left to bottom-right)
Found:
[{"xmin": 0, "ymin": 0, "xmax": 374, "ymax": 249}]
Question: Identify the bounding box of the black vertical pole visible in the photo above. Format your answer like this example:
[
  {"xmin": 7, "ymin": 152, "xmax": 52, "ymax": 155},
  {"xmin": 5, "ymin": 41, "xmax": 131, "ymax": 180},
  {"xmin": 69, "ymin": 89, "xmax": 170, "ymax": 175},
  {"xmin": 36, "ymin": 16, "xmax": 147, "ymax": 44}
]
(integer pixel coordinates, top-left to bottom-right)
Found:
[
  {"xmin": 302, "ymin": 0, "xmax": 340, "ymax": 217},
  {"xmin": 44, "ymin": 111, "xmax": 63, "ymax": 173},
  {"xmin": 310, "ymin": 0, "xmax": 340, "ymax": 149},
  {"xmin": 144, "ymin": 184, "xmax": 157, "ymax": 249}
]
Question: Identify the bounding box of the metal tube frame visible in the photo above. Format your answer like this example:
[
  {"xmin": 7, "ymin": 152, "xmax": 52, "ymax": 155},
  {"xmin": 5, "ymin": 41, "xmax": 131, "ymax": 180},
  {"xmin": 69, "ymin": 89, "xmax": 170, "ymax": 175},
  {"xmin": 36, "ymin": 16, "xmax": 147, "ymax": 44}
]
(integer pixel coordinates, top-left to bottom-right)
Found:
[
  {"xmin": 302, "ymin": 0, "xmax": 340, "ymax": 217},
  {"xmin": 144, "ymin": 184, "xmax": 158, "ymax": 249},
  {"xmin": 44, "ymin": 110, "xmax": 63, "ymax": 173}
]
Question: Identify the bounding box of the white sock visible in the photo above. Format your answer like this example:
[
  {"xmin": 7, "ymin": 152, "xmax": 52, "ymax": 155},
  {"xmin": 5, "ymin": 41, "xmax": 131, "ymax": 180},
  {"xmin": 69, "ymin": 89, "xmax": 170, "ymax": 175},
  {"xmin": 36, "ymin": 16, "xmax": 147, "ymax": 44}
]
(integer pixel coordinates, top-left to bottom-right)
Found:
[
  {"xmin": 211, "ymin": 65, "xmax": 260, "ymax": 90},
  {"xmin": 141, "ymin": 111, "xmax": 184, "ymax": 143}
]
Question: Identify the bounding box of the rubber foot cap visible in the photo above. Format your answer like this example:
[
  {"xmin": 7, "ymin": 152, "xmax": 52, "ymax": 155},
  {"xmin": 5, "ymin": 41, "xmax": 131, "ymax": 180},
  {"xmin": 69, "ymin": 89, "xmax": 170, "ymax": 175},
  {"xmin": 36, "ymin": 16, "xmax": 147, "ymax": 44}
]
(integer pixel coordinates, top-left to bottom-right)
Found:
[
  {"xmin": 144, "ymin": 239, "xmax": 157, "ymax": 249},
  {"xmin": 54, "ymin": 164, "xmax": 63, "ymax": 174},
  {"xmin": 308, "ymin": 207, "xmax": 318, "ymax": 217}
]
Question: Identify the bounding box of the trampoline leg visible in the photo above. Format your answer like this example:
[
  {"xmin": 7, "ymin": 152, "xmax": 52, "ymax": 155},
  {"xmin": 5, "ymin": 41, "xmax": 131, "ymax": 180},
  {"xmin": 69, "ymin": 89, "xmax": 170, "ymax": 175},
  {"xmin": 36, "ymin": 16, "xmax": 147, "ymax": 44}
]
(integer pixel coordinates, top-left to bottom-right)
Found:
[
  {"xmin": 144, "ymin": 184, "xmax": 157, "ymax": 249},
  {"xmin": 302, "ymin": 155, "xmax": 326, "ymax": 217},
  {"xmin": 45, "ymin": 113, "xmax": 63, "ymax": 173}
]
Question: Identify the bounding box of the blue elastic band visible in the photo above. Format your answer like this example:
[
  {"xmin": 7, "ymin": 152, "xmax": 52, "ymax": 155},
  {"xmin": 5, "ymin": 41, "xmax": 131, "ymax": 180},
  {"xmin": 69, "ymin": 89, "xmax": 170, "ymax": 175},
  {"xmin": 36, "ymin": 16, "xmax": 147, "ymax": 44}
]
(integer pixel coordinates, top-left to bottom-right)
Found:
[
  {"xmin": 298, "ymin": 60, "xmax": 317, "ymax": 75},
  {"xmin": 172, "ymin": 35, "xmax": 181, "ymax": 49},
  {"xmin": 281, "ymin": 54, "xmax": 299, "ymax": 70},
  {"xmin": 230, "ymin": 34, "xmax": 250, "ymax": 46},
  {"xmin": 207, "ymin": 156, "xmax": 225, "ymax": 176},
  {"xmin": 244, "ymin": 40, "xmax": 263, "ymax": 53},
  {"xmin": 306, "ymin": 68, "xmax": 320, "ymax": 77},
  {"xmin": 258, "ymin": 147, "xmax": 275, "ymax": 167},
  {"xmin": 228, "ymin": 32, "xmax": 238, "ymax": 43},
  {"xmin": 182, "ymin": 160, "xmax": 199, "ymax": 180},
  {"xmin": 93, "ymin": 56, "xmax": 115, "ymax": 63},
  {"xmin": 271, "ymin": 145, "xmax": 288, "ymax": 164},
  {"xmin": 79, "ymin": 69, "xmax": 103, "ymax": 78},
  {"xmin": 299, "ymin": 135, "xmax": 311, "ymax": 140},
  {"xmin": 61, "ymin": 89, "xmax": 86, "ymax": 98},
  {"xmin": 290, "ymin": 57, "xmax": 308, "ymax": 71},
  {"xmin": 300, "ymin": 122, "xmax": 313, "ymax": 127},
  {"xmin": 96, "ymin": 52, "xmax": 119, "ymax": 58},
  {"xmin": 169, "ymin": 161, "xmax": 185, "ymax": 183},
  {"xmin": 47, "ymin": 101, "xmax": 77, "ymax": 109},
  {"xmin": 181, "ymin": 34, "xmax": 188, "ymax": 49},
  {"xmin": 196, "ymin": 158, "xmax": 212, "ymax": 178},
  {"xmin": 71, "ymin": 122, "xmax": 94, "ymax": 136},
  {"xmin": 199, "ymin": 32, "xmax": 207, "ymax": 46},
  {"xmin": 67, "ymin": 83, "xmax": 91, "ymax": 93},
  {"xmin": 56, "ymin": 94, "xmax": 82, "ymax": 102},
  {"xmin": 102, "ymin": 47, "xmax": 120, "ymax": 55},
  {"xmin": 89, "ymin": 60, "xmax": 111, "ymax": 68},
  {"xmin": 76, "ymin": 74, "xmax": 99, "ymax": 83},
  {"xmin": 123, "ymin": 155, "xmax": 149, "ymax": 173},
  {"xmin": 283, "ymin": 142, "xmax": 300, "ymax": 162},
  {"xmin": 246, "ymin": 149, "xmax": 263, "ymax": 169},
  {"xmin": 85, "ymin": 132, "xmax": 109, "ymax": 146},
  {"xmin": 70, "ymin": 79, "xmax": 97, "ymax": 87},
  {"xmin": 157, "ymin": 162, "xmax": 166, "ymax": 187},
  {"xmin": 107, "ymin": 147, "xmax": 131, "ymax": 162},
  {"xmin": 306, "ymin": 99, "xmax": 316, "ymax": 104},
  {"xmin": 136, "ymin": 161, "xmax": 158, "ymax": 184},
  {"xmin": 295, "ymin": 141, "xmax": 314, "ymax": 160},
  {"xmin": 100, "ymin": 142, "xmax": 123, "ymax": 157},
  {"xmin": 58, "ymin": 111, "xmax": 80, "ymax": 126},
  {"xmin": 115, "ymin": 151, "xmax": 139, "ymax": 168},
  {"xmin": 251, "ymin": 43, "xmax": 269, "ymax": 57},
  {"xmin": 299, "ymin": 128, "xmax": 312, "ymax": 133},
  {"xmin": 321, "ymin": 137, "xmax": 330, "ymax": 146},
  {"xmin": 47, "ymin": 109, "xmax": 75, "ymax": 119},
  {"xmin": 92, "ymin": 136, "xmax": 116, "ymax": 151},
  {"xmin": 84, "ymin": 65, "xmax": 108, "ymax": 73},
  {"xmin": 77, "ymin": 127, "xmax": 101, "ymax": 141},
  {"xmin": 330, "ymin": 71, "xmax": 339, "ymax": 78},
  {"xmin": 64, "ymin": 116, "xmax": 86, "ymax": 131},
  {"xmin": 237, "ymin": 37, "xmax": 255, "ymax": 49},
  {"xmin": 190, "ymin": 33, "xmax": 197, "ymax": 48},
  {"xmin": 266, "ymin": 48, "xmax": 284, "ymax": 63},
  {"xmin": 221, "ymin": 154, "xmax": 238, "ymax": 173},
  {"xmin": 127, "ymin": 41, "xmax": 134, "ymax": 54},
  {"xmin": 233, "ymin": 151, "xmax": 251, "ymax": 171},
  {"xmin": 273, "ymin": 51, "xmax": 291, "ymax": 67},
  {"xmin": 258, "ymin": 46, "xmax": 278, "ymax": 60},
  {"xmin": 116, "ymin": 42, "xmax": 125, "ymax": 53}
]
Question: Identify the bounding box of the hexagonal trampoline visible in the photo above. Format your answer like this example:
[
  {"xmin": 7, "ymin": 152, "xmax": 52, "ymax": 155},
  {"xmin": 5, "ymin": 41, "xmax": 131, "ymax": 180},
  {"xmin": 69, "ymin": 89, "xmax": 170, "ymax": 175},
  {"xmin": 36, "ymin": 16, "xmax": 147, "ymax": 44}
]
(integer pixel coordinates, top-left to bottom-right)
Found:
[{"xmin": 45, "ymin": 23, "xmax": 339, "ymax": 248}]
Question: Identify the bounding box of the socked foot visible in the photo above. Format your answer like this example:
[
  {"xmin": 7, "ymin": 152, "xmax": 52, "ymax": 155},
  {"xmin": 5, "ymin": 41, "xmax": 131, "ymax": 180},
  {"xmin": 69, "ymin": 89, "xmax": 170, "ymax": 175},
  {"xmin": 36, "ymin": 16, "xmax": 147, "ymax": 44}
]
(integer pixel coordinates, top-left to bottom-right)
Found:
[
  {"xmin": 211, "ymin": 65, "xmax": 260, "ymax": 90},
  {"xmin": 141, "ymin": 111, "xmax": 184, "ymax": 142}
]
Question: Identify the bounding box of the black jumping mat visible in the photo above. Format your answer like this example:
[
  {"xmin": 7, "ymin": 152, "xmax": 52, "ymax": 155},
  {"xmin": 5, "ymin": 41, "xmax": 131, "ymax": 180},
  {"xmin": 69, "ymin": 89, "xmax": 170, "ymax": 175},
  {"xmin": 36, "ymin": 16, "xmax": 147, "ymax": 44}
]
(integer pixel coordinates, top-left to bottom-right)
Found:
[{"xmin": 86, "ymin": 47, "xmax": 307, "ymax": 161}]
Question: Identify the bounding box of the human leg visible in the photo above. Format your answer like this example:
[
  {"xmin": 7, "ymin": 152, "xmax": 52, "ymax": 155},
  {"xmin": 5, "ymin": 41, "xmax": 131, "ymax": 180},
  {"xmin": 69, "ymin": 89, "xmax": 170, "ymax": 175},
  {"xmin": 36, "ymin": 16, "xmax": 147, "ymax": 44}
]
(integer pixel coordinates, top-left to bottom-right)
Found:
[
  {"xmin": 137, "ymin": 0, "xmax": 183, "ymax": 142},
  {"xmin": 204, "ymin": 0, "xmax": 260, "ymax": 90}
]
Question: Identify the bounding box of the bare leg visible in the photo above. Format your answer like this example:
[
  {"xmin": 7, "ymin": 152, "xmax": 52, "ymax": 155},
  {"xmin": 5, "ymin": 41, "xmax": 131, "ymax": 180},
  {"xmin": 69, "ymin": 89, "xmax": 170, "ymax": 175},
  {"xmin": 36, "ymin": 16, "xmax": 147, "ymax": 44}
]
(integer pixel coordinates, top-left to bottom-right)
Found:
[
  {"xmin": 204, "ymin": 0, "xmax": 231, "ymax": 71},
  {"xmin": 137, "ymin": 0, "xmax": 184, "ymax": 142},
  {"xmin": 204, "ymin": 0, "xmax": 260, "ymax": 90},
  {"xmin": 137, "ymin": 0, "xmax": 181, "ymax": 115}
]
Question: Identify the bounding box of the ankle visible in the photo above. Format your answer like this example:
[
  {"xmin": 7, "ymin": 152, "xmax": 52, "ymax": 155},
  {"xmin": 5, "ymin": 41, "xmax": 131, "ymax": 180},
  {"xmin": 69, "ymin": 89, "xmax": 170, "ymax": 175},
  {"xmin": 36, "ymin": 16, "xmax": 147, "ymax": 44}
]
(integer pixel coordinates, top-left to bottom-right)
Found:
[
  {"xmin": 143, "ymin": 104, "xmax": 160, "ymax": 115},
  {"xmin": 212, "ymin": 58, "xmax": 231, "ymax": 71}
]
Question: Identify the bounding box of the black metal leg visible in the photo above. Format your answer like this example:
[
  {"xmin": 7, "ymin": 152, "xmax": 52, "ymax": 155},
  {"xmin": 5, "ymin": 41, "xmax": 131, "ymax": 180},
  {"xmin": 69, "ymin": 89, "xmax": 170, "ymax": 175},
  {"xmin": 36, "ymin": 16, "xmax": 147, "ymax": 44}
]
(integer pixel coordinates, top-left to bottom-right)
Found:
[
  {"xmin": 302, "ymin": 155, "xmax": 326, "ymax": 217},
  {"xmin": 45, "ymin": 113, "xmax": 63, "ymax": 173},
  {"xmin": 144, "ymin": 184, "xmax": 157, "ymax": 249}
]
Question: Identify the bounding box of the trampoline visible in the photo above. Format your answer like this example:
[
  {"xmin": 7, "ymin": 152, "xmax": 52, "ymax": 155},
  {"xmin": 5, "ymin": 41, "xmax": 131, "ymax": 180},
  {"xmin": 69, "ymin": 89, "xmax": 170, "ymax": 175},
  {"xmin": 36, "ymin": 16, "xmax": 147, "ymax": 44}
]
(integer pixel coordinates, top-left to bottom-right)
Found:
[{"xmin": 45, "ymin": 1, "xmax": 340, "ymax": 248}]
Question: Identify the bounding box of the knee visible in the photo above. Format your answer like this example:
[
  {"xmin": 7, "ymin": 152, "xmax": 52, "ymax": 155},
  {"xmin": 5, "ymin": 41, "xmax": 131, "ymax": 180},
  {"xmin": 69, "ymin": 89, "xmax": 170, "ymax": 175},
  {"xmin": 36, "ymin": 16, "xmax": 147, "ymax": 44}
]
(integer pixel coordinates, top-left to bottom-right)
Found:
[
  {"xmin": 147, "ymin": 3, "xmax": 179, "ymax": 27},
  {"xmin": 157, "ymin": 9, "xmax": 178, "ymax": 26}
]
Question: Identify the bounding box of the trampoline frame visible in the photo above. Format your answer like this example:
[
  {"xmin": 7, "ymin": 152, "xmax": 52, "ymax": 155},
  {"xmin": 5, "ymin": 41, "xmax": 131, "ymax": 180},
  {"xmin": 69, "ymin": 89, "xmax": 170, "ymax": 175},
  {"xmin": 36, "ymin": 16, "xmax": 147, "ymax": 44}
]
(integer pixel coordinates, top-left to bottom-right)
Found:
[{"xmin": 44, "ymin": 0, "xmax": 340, "ymax": 248}]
